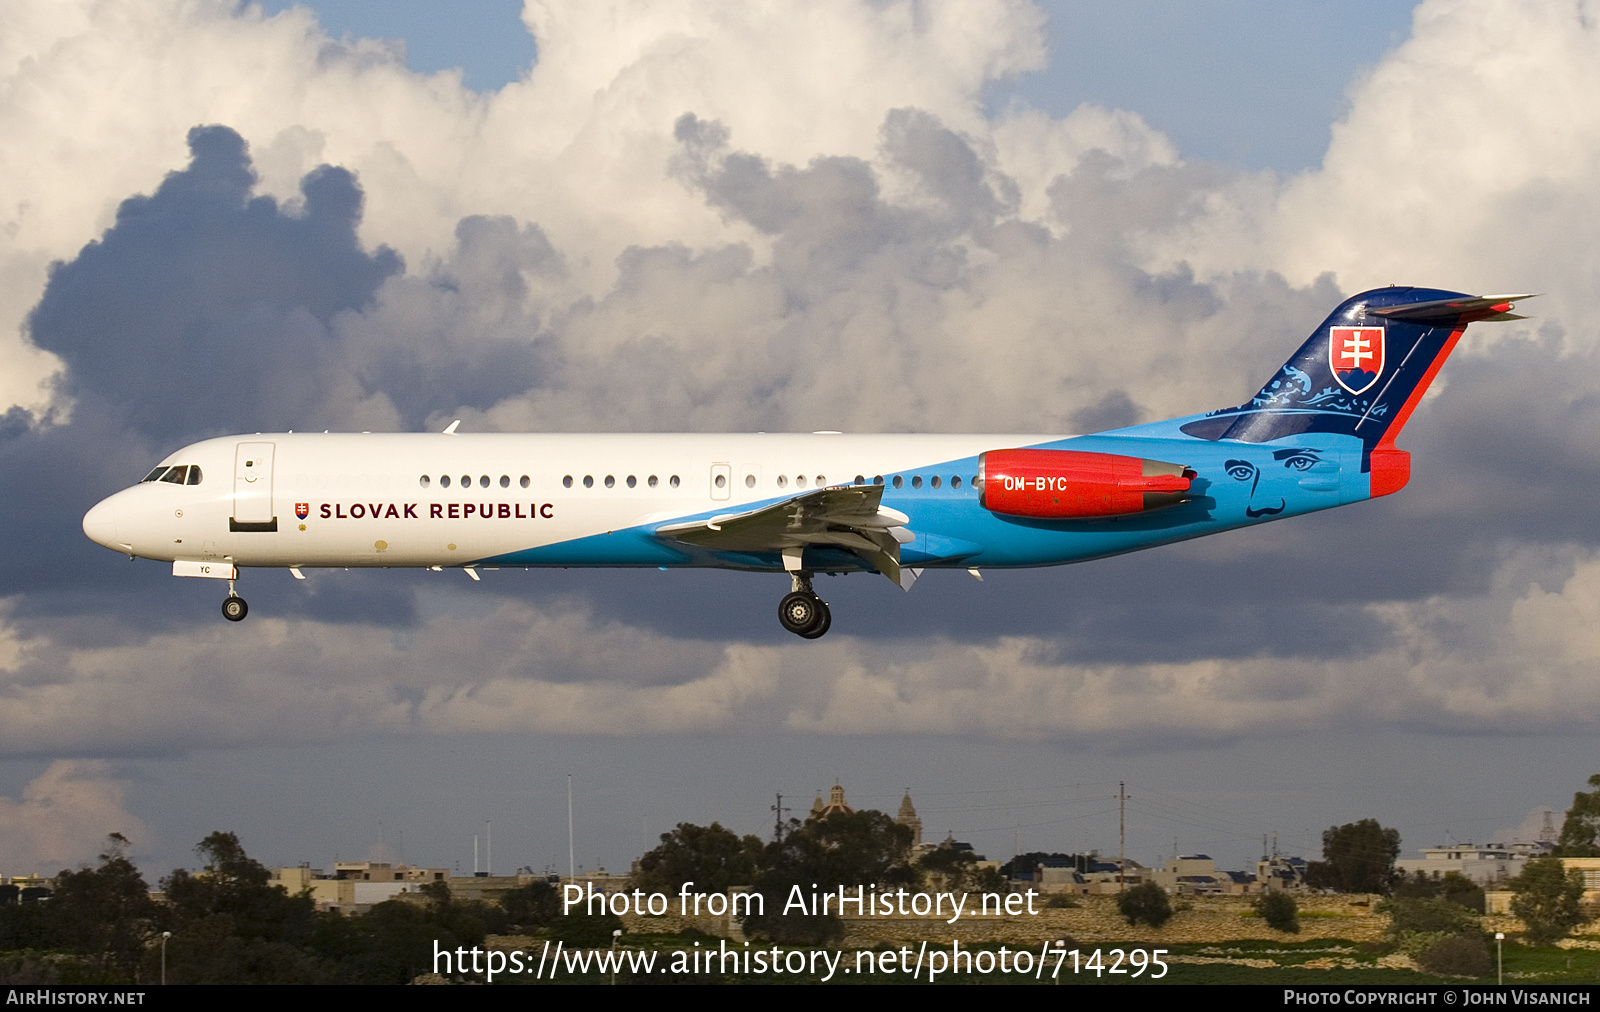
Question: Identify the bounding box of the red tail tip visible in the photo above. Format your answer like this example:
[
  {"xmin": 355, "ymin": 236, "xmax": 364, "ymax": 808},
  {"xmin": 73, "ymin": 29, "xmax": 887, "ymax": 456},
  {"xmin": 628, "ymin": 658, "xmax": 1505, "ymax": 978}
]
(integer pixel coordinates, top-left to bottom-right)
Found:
[{"xmin": 1369, "ymin": 445, "xmax": 1411, "ymax": 497}]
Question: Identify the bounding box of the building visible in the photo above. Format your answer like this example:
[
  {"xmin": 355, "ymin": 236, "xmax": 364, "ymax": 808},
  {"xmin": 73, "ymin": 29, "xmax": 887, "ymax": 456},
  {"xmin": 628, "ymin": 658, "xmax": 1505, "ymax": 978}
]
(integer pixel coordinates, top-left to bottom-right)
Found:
[
  {"xmin": 1032, "ymin": 858, "xmax": 1084, "ymax": 894},
  {"xmin": 811, "ymin": 783, "xmax": 854, "ymax": 820},
  {"xmin": 1396, "ymin": 841, "xmax": 1553, "ymax": 888},
  {"xmin": 269, "ymin": 861, "xmax": 449, "ymax": 913},
  {"xmin": 896, "ymin": 791, "xmax": 923, "ymax": 849},
  {"xmin": 1484, "ymin": 856, "xmax": 1600, "ymax": 915},
  {"xmin": 1256, "ymin": 854, "xmax": 1308, "ymax": 891}
]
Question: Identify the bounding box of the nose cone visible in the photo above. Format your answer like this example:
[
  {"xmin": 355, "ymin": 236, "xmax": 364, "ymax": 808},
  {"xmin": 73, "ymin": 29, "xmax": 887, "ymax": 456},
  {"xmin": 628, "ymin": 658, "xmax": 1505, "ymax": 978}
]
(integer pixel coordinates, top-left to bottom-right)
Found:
[{"xmin": 83, "ymin": 496, "xmax": 120, "ymax": 550}]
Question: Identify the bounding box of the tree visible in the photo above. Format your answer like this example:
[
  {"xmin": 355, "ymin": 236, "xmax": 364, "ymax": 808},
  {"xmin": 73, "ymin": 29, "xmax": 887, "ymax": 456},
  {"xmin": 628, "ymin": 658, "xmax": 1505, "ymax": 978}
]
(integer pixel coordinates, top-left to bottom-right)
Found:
[
  {"xmin": 44, "ymin": 834, "xmax": 158, "ymax": 982},
  {"xmin": 1393, "ymin": 870, "xmax": 1485, "ymax": 913},
  {"xmin": 549, "ymin": 909, "xmax": 625, "ymax": 947},
  {"xmin": 1116, "ymin": 883, "xmax": 1172, "ymax": 928},
  {"xmin": 1509, "ymin": 856, "xmax": 1590, "ymax": 946},
  {"xmin": 1415, "ymin": 934, "xmax": 1491, "ymax": 978},
  {"xmin": 744, "ymin": 810, "xmax": 917, "ymax": 944},
  {"xmin": 349, "ymin": 884, "xmax": 497, "ymax": 984},
  {"xmin": 917, "ymin": 847, "xmax": 977, "ymax": 891},
  {"xmin": 998, "ymin": 851, "xmax": 1093, "ymax": 879},
  {"xmin": 159, "ymin": 832, "xmax": 329, "ymax": 983},
  {"xmin": 917, "ymin": 847, "xmax": 1010, "ymax": 894},
  {"xmin": 1556, "ymin": 774, "xmax": 1600, "ymax": 857},
  {"xmin": 632, "ymin": 822, "xmax": 764, "ymax": 894},
  {"xmin": 1381, "ymin": 895, "xmax": 1482, "ymax": 940},
  {"xmin": 1305, "ymin": 819, "xmax": 1400, "ymax": 894},
  {"xmin": 500, "ymin": 881, "xmax": 559, "ymax": 931},
  {"xmin": 1256, "ymin": 890, "xmax": 1300, "ymax": 933}
]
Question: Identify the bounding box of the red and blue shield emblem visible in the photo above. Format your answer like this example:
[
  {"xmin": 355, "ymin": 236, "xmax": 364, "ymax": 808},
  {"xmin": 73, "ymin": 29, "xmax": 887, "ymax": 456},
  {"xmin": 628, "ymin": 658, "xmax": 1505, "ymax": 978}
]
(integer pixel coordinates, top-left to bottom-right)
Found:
[
  {"xmin": 295, "ymin": 502, "xmax": 309, "ymax": 519},
  {"xmin": 1329, "ymin": 327, "xmax": 1384, "ymax": 395}
]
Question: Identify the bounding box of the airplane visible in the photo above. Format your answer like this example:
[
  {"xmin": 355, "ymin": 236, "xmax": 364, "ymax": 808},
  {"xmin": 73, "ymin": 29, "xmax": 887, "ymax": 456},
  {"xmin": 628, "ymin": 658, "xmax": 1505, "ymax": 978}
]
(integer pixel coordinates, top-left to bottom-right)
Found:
[{"xmin": 82, "ymin": 286, "xmax": 1530, "ymax": 638}]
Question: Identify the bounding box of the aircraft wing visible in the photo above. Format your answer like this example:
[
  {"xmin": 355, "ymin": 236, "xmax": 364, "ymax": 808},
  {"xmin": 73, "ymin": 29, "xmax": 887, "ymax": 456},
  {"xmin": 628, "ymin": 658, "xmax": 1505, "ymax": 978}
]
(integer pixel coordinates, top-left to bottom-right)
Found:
[{"xmin": 654, "ymin": 485, "xmax": 920, "ymax": 589}]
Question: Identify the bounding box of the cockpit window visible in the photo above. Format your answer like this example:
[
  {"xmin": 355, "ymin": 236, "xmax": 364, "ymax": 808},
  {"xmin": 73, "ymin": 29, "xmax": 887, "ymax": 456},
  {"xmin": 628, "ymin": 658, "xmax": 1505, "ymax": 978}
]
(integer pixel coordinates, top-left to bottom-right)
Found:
[{"xmin": 141, "ymin": 464, "xmax": 202, "ymax": 484}]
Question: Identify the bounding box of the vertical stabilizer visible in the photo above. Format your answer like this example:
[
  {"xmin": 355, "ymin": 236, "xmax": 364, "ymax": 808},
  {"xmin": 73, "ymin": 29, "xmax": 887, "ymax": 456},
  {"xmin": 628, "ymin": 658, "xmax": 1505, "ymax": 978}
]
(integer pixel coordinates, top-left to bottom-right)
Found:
[{"xmin": 1180, "ymin": 287, "xmax": 1532, "ymax": 494}]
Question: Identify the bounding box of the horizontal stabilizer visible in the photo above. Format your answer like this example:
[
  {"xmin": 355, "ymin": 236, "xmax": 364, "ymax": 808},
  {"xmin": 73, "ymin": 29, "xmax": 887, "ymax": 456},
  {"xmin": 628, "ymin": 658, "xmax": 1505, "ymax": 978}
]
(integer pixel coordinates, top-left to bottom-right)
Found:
[{"xmin": 1368, "ymin": 293, "xmax": 1536, "ymax": 325}]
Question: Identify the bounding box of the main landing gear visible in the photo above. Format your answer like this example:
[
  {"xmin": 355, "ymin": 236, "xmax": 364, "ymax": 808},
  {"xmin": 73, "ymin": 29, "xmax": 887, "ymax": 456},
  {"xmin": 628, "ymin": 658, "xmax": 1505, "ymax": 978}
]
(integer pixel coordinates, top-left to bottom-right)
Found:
[
  {"xmin": 222, "ymin": 579, "xmax": 248, "ymax": 622},
  {"xmin": 778, "ymin": 572, "xmax": 831, "ymax": 639}
]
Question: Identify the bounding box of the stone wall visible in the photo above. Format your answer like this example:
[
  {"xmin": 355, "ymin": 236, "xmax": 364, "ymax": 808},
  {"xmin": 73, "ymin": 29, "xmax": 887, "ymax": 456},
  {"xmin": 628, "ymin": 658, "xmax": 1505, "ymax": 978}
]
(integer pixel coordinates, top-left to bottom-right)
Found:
[
  {"xmin": 602, "ymin": 892, "xmax": 1600, "ymax": 947},
  {"xmin": 608, "ymin": 893, "xmax": 1386, "ymax": 945},
  {"xmin": 840, "ymin": 894, "xmax": 1387, "ymax": 946}
]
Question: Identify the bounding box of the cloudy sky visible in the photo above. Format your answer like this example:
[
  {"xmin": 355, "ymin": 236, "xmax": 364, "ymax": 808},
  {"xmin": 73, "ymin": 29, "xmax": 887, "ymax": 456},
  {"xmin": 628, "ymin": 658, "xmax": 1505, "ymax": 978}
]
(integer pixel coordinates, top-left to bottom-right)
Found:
[{"xmin": 2, "ymin": 0, "xmax": 1598, "ymax": 880}]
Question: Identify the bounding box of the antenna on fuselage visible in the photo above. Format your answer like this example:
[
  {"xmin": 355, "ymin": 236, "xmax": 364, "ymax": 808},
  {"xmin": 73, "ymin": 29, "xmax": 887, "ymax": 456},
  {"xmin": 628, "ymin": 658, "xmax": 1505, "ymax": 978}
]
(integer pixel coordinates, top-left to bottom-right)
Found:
[{"xmin": 442, "ymin": 419, "xmax": 461, "ymax": 434}]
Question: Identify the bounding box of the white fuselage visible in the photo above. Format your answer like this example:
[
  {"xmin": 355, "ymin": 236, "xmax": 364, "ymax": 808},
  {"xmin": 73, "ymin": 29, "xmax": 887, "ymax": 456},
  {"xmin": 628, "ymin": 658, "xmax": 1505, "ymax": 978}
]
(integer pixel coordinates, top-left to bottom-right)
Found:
[{"xmin": 82, "ymin": 431, "xmax": 1061, "ymax": 571}]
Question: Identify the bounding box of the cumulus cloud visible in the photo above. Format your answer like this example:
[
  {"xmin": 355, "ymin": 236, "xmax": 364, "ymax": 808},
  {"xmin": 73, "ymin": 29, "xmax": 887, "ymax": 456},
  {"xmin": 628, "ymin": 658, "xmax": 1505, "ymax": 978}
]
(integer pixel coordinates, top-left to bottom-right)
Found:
[
  {"xmin": 4, "ymin": 545, "xmax": 1600, "ymax": 757},
  {"xmin": 0, "ymin": 761, "xmax": 148, "ymax": 873},
  {"xmin": 1152, "ymin": 0, "xmax": 1600, "ymax": 323},
  {"xmin": 1, "ymin": 0, "xmax": 1599, "ymax": 765},
  {"xmin": 0, "ymin": 0, "xmax": 1049, "ymax": 412}
]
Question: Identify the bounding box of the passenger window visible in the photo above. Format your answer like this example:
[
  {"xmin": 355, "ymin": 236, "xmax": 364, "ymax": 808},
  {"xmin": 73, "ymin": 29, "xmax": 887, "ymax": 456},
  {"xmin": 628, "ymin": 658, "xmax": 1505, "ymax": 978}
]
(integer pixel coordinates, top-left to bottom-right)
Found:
[
  {"xmin": 460, "ymin": 475, "xmax": 470, "ymax": 488},
  {"xmin": 520, "ymin": 475, "xmax": 530, "ymax": 488},
  {"xmin": 441, "ymin": 475, "xmax": 451, "ymax": 488},
  {"xmin": 604, "ymin": 475, "xmax": 615, "ymax": 488},
  {"xmin": 563, "ymin": 475, "xmax": 573, "ymax": 488},
  {"xmin": 583, "ymin": 475, "xmax": 594, "ymax": 488},
  {"xmin": 420, "ymin": 475, "xmax": 431, "ymax": 488},
  {"xmin": 816, "ymin": 476, "xmax": 825, "ymax": 486},
  {"xmin": 892, "ymin": 475, "xmax": 903, "ymax": 489},
  {"xmin": 499, "ymin": 475, "xmax": 510, "ymax": 488},
  {"xmin": 873, "ymin": 475, "xmax": 883, "ymax": 486},
  {"xmin": 479, "ymin": 475, "xmax": 490, "ymax": 488},
  {"xmin": 796, "ymin": 475, "xmax": 806, "ymax": 488},
  {"xmin": 911, "ymin": 475, "xmax": 921, "ymax": 489},
  {"xmin": 951, "ymin": 475, "xmax": 962, "ymax": 489},
  {"xmin": 648, "ymin": 475, "xmax": 658, "ymax": 488},
  {"xmin": 930, "ymin": 475, "xmax": 941, "ymax": 489},
  {"xmin": 777, "ymin": 475, "xmax": 787, "ymax": 488},
  {"xmin": 855, "ymin": 475, "xmax": 865, "ymax": 485},
  {"xmin": 670, "ymin": 475, "xmax": 680, "ymax": 488},
  {"xmin": 744, "ymin": 474, "xmax": 756, "ymax": 488},
  {"xmin": 714, "ymin": 474, "xmax": 726, "ymax": 488},
  {"xmin": 187, "ymin": 466, "xmax": 203, "ymax": 485},
  {"xmin": 160, "ymin": 466, "xmax": 187, "ymax": 484},
  {"xmin": 626, "ymin": 475, "xmax": 637, "ymax": 488}
]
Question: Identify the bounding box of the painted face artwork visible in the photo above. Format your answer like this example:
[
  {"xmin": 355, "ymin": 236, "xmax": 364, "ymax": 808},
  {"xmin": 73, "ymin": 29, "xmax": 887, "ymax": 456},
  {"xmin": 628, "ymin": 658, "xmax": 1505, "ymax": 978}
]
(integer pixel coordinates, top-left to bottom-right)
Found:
[{"xmin": 1225, "ymin": 447, "xmax": 1325, "ymax": 518}]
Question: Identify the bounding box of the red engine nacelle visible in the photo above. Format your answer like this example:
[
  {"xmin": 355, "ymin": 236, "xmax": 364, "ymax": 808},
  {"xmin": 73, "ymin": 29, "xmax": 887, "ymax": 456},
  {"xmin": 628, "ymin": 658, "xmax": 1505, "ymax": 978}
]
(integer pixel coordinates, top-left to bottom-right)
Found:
[{"xmin": 979, "ymin": 449, "xmax": 1192, "ymax": 519}]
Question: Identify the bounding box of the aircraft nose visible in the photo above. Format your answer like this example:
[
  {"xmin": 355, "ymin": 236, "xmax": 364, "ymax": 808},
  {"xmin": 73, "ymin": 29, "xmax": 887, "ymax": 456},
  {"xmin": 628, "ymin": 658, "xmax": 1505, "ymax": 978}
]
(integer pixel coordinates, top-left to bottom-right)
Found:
[{"xmin": 82, "ymin": 496, "xmax": 120, "ymax": 549}]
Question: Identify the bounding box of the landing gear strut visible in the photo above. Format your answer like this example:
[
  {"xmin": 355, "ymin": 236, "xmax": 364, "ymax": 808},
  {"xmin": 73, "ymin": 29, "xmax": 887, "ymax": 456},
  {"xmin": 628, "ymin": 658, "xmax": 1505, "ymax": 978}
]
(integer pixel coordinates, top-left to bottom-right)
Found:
[
  {"xmin": 778, "ymin": 571, "xmax": 831, "ymax": 639},
  {"xmin": 222, "ymin": 579, "xmax": 248, "ymax": 622}
]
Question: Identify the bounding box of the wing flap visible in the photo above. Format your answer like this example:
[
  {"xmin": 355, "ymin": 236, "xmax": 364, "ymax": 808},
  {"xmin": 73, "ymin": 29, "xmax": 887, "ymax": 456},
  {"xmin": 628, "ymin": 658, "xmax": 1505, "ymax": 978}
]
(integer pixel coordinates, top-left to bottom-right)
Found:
[{"xmin": 654, "ymin": 485, "xmax": 918, "ymax": 588}]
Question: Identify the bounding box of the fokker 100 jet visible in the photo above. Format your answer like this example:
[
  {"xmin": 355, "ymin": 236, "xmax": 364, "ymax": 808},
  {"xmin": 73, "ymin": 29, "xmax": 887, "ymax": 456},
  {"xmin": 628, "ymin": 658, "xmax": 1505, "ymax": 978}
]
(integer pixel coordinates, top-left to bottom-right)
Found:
[{"xmin": 83, "ymin": 287, "xmax": 1529, "ymax": 638}]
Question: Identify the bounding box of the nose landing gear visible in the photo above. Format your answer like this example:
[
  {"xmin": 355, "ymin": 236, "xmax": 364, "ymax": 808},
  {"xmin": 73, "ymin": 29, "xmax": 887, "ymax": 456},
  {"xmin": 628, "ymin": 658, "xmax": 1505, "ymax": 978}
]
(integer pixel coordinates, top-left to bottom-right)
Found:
[
  {"xmin": 222, "ymin": 579, "xmax": 248, "ymax": 622},
  {"xmin": 778, "ymin": 572, "xmax": 831, "ymax": 639}
]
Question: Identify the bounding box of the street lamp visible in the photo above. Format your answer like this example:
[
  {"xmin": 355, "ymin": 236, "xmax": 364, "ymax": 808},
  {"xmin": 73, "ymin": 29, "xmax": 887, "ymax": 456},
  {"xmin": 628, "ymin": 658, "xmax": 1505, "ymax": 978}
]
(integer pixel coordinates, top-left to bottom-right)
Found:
[
  {"xmin": 611, "ymin": 928, "xmax": 623, "ymax": 986},
  {"xmin": 160, "ymin": 931, "xmax": 171, "ymax": 985},
  {"xmin": 1495, "ymin": 932, "xmax": 1504, "ymax": 985}
]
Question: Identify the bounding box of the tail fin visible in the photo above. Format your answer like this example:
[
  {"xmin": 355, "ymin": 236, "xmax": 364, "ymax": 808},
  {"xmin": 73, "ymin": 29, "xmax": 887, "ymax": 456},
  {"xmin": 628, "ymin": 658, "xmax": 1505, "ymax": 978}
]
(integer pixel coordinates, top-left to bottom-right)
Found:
[{"xmin": 1180, "ymin": 287, "xmax": 1534, "ymax": 494}]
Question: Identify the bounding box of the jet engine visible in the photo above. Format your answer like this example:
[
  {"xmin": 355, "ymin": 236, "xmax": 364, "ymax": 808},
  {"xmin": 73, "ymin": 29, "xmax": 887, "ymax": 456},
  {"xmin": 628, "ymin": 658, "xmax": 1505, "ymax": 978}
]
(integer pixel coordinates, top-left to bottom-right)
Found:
[{"xmin": 979, "ymin": 449, "xmax": 1192, "ymax": 519}]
